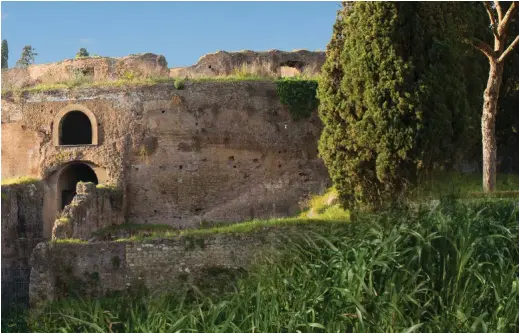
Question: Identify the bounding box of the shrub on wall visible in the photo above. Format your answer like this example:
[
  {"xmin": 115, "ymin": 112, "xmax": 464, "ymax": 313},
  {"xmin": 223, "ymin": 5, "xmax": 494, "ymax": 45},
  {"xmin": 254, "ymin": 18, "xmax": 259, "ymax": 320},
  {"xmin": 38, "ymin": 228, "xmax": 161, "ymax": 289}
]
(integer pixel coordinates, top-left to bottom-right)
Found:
[{"xmin": 276, "ymin": 78, "xmax": 318, "ymax": 120}]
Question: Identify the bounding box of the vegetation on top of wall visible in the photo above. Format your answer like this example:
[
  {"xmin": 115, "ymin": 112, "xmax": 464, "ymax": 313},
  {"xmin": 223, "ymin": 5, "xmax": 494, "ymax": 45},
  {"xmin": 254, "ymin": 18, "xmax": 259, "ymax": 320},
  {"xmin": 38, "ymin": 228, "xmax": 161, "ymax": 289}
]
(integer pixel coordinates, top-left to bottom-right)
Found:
[
  {"xmin": 95, "ymin": 183, "xmax": 118, "ymax": 191},
  {"xmin": 173, "ymin": 79, "xmax": 185, "ymax": 90},
  {"xmin": 275, "ymin": 78, "xmax": 318, "ymax": 120},
  {"xmin": 1, "ymin": 75, "xmax": 280, "ymax": 97},
  {"xmin": 92, "ymin": 190, "xmax": 352, "ymax": 242},
  {"xmin": 50, "ymin": 238, "xmax": 88, "ymax": 245},
  {"xmin": 56, "ymin": 217, "xmax": 71, "ymax": 224},
  {"xmin": 1, "ymin": 176, "xmax": 40, "ymax": 186}
]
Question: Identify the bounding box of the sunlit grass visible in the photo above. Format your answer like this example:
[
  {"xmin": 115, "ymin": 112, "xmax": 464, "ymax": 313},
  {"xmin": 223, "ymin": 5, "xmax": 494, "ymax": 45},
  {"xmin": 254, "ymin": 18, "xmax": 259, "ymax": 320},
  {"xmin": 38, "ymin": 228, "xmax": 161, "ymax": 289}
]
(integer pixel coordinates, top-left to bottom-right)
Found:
[
  {"xmin": 1, "ymin": 176, "xmax": 40, "ymax": 186},
  {"xmin": 27, "ymin": 199, "xmax": 519, "ymax": 333}
]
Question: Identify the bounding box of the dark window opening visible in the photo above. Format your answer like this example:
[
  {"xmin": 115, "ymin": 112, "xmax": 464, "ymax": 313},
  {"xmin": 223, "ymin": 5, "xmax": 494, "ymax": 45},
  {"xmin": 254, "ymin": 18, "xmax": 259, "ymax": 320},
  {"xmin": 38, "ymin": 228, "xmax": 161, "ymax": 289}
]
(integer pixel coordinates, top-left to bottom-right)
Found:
[
  {"xmin": 59, "ymin": 163, "xmax": 98, "ymax": 209},
  {"xmin": 60, "ymin": 111, "xmax": 92, "ymax": 145},
  {"xmin": 81, "ymin": 67, "xmax": 94, "ymax": 77}
]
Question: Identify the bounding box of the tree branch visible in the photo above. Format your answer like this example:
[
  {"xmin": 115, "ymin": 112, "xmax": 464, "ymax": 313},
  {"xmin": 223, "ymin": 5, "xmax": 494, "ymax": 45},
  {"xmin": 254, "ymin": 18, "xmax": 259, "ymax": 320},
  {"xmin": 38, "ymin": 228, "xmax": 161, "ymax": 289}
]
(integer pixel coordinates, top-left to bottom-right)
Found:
[
  {"xmin": 498, "ymin": 1, "xmax": 518, "ymax": 37},
  {"xmin": 484, "ymin": 1, "xmax": 499, "ymax": 38},
  {"xmin": 470, "ymin": 38, "xmax": 495, "ymax": 59},
  {"xmin": 494, "ymin": 0, "xmax": 504, "ymax": 23},
  {"xmin": 499, "ymin": 35, "xmax": 519, "ymax": 62}
]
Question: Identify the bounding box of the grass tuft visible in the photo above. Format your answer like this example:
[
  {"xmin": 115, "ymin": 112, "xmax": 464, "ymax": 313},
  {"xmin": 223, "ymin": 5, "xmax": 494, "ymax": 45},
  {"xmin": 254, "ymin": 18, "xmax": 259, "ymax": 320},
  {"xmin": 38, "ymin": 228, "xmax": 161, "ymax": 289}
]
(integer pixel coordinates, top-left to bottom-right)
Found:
[
  {"xmin": 1, "ymin": 176, "xmax": 40, "ymax": 186},
  {"xmin": 51, "ymin": 238, "xmax": 87, "ymax": 244}
]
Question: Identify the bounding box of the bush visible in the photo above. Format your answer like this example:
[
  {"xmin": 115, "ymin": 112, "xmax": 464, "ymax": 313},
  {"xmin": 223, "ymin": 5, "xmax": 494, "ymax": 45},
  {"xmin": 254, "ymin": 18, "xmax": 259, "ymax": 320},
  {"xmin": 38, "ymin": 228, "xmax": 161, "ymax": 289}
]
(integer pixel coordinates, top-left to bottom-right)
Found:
[
  {"xmin": 174, "ymin": 79, "xmax": 185, "ymax": 90},
  {"xmin": 276, "ymin": 78, "xmax": 318, "ymax": 120}
]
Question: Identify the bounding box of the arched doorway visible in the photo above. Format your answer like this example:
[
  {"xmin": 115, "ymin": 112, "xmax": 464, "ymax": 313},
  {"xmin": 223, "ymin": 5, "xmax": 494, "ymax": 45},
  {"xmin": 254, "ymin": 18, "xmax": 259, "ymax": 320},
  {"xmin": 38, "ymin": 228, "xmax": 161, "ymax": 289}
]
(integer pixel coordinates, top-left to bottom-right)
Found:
[
  {"xmin": 57, "ymin": 163, "xmax": 98, "ymax": 209},
  {"xmin": 59, "ymin": 111, "xmax": 93, "ymax": 145}
]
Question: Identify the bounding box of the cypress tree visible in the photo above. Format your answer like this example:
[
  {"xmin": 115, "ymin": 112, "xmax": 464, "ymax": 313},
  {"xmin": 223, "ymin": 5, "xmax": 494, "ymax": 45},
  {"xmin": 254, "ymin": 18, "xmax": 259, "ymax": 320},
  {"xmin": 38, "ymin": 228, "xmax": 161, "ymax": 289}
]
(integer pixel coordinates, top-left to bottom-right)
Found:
[
  {"xmin": 318, "ymin": 2, "xmax": 486, "ymax": 210},
  {"xmin": 1, "ymin": 39, "xmax": 8, "ymax": 69}
]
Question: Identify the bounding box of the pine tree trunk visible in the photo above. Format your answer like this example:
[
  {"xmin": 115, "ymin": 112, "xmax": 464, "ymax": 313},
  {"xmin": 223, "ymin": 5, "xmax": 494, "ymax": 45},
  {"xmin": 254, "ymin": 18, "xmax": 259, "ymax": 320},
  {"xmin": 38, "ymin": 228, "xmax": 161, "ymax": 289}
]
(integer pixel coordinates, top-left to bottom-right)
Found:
[{"xmin": 482, "ymin": 60, "xmax": 504, "ymax": 193}]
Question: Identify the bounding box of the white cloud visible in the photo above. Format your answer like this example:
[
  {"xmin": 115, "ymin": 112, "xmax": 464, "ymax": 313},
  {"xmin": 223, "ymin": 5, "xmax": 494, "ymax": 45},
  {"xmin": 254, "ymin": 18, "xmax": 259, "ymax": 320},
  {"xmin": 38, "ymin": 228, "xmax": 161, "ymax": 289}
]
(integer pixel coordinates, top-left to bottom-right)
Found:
[{"xmin": 79, "ymin": 38, "xmax": 94, "ymax": 45}]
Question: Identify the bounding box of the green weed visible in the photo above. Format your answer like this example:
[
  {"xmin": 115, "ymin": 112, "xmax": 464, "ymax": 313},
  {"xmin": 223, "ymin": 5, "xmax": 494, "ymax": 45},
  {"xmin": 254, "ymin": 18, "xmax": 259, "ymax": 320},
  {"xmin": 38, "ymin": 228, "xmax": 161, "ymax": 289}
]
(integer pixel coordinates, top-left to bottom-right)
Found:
[{"xmin": 1, "ymin": 176, "xmax": 40, "ymax": 186}]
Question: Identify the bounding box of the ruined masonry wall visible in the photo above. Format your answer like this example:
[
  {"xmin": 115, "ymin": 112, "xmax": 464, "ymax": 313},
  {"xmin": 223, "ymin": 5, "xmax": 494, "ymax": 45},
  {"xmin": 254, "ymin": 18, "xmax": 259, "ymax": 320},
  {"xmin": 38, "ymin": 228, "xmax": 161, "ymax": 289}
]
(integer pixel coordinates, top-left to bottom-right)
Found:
[
  {"xmin": 1, "ymin": 81, "xmax": 330, "ymax": 230},
  {"xmin": 29, "ymin": 229, "xmax": 289, "ymax": 308},
  {"xmin": 52, "ymin": 182, "xmax": 124, "ymax": 240},
  {"xmin": 1, "ymin": 182, "xmax": 44, "ymax": 306},
  {"xmin": 1, "ymin": 53, "xmax": 169, "ymax": 90}
]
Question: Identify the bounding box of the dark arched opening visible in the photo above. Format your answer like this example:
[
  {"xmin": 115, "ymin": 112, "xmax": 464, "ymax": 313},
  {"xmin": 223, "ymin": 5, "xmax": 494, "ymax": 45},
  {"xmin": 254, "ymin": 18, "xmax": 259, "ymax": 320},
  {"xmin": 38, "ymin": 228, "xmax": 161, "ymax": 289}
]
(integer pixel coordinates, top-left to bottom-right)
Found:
[
  {"xmin": 58, "ymin": 163, "xmax": 98, "ymax": 209},
  {"xmin": 59, "ymin": 111, "xmax": 92, "ymax": 145}
]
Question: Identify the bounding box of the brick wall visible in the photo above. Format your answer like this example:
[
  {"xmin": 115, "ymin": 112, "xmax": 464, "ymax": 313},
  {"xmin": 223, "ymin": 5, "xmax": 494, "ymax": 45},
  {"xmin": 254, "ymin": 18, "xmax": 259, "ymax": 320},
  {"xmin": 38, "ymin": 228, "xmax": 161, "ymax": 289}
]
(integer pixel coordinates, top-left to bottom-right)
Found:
[{"xmin": 29, "ymin": 227, "xmax": 295, "ymax": 309}]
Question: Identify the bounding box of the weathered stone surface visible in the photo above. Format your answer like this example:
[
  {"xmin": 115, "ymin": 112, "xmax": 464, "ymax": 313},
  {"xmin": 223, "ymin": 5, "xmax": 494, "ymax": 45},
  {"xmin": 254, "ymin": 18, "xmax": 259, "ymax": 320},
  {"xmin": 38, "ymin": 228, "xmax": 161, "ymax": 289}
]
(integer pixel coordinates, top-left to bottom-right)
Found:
[
  {"xmin": 29, "ymin": 227, "xmax": 299, "ymax": 308},
  {"xmin": 2, "ymin": 81, "xmax": 330, "ymax": 233},
  {"xmin": 1, "ymin": 182, "xmax": 44, "ymax": 307},
  {"xmin": 1, "ymin": 53, "xmax": 169, "ymax": 90},
  {"xmin": 170, "ymin": 49, "xmax": 325, "ymax": 78},
  {"xmin": 52, "ymin": 182, "xmax": 123, "ymax": 240}
]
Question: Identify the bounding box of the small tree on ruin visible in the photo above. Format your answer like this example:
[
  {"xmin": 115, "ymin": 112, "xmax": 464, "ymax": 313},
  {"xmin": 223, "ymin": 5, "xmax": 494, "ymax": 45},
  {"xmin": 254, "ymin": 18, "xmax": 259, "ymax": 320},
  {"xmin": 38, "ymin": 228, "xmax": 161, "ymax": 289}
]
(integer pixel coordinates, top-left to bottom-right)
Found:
[
  {"xmin": 76, "ymin": 48, "xmax": 89, "ymax": 58},
  {"xmin": 16, "ymin": 45, "xmax": 38, "ymax": 68}
]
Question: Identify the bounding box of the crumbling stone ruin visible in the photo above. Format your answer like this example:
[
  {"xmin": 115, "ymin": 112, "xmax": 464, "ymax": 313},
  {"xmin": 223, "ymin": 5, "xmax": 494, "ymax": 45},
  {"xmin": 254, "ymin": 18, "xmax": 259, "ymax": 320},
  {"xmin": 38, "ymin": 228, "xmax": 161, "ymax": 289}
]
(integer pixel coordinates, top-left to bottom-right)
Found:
[
  {"xmin": 1, "ymin": 50, "xmax": 329, "ymax": 308},
  {"xmin": 170, "ymin": 49, "xmax": 325, "ymax": 78}
]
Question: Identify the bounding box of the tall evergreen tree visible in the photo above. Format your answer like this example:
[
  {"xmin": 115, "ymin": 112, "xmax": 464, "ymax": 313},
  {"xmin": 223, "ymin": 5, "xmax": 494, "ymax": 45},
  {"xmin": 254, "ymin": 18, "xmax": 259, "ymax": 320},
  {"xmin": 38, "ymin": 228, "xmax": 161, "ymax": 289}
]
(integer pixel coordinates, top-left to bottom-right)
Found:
[
  {"xmin": 1, "ymin": 39, "xmax": 8, "ymax": 69},
  {"xmin": 318, "ymin": 2, "xmax": 487, "ymax": 210},
  {"xmin": 16, "ymin": 45, "xmax": 38, "ymax": 68}
]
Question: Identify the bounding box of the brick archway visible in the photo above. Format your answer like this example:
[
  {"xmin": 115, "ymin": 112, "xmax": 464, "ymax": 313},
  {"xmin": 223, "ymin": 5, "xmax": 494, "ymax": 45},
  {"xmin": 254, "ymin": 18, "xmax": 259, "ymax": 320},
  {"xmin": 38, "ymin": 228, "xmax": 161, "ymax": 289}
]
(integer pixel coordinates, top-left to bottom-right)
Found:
[{"xmin": 53, "ymin": 104, "xmax": 98, "ymax": 146}]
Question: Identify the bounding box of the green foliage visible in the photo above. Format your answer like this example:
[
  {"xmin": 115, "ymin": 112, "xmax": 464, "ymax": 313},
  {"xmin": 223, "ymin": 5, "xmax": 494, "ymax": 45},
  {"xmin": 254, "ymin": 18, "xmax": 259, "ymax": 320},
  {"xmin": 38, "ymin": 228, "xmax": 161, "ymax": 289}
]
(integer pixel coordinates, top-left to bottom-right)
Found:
[
  {"xmin": 1, "ymin": 176, "xmax": 40, "ymax": 186},
  {"xmin": 67, "ymin": 68, "xmax": 93, "ymax": 87},
  {"xmin": 317, "ymin": 2, "xmax": 488, "ymax": 211},
  {"xmin": 51, "ymin": 238, "xmax": 87, "ymax": 244},
  {"xmin": 276, "ymin": 78, "xmax": 318, "ymax": 120},
  {"xmin": 1, "ymin": 39, "xmax": 8, "ymax": 69},
  {"xmin": 497, "ymin": 4, "xmax": 519, "ymax": 173},
  {"xmin": 174, "ymin": 78, "xmax": 185, "ymax": 90},
  {"xmin": 75, "ymin": 48, "xmax": 89, "ymax": 58},
  {"xmin": 16, "ymin": 45, "xmax": 37, "ymax": 68},
  {"xmin": 56, "ymin": 217, "xmax": 71, "ymax": 224},
  {"xmin": 28, "ymin": 200, "xmax": 519, "ymax": 332}
]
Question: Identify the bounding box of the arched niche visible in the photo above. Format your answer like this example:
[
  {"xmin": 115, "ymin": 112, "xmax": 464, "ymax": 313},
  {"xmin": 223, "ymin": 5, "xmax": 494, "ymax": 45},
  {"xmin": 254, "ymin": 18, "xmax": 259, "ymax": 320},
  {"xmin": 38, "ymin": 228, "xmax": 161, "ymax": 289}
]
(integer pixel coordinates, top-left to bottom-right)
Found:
[
  {"xmin": 42, "ymin": 161, "xmax": 108, "ymax": 238},
  {"xmin": 57, "ymin": 162, "xmax": 99, "ymax": 209},
  {"xmin": 53, "ymin": 104, "xmax": 99, "ymax": 146}
]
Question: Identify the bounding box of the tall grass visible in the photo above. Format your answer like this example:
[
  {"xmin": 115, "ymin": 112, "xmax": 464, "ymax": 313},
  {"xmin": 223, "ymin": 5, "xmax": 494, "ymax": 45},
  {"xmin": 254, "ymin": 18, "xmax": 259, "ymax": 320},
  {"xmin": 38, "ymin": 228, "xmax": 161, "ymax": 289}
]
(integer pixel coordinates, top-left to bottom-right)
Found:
[{"xmin": 27, "ymin": 199, "xmax": 519, "ymax": 332}]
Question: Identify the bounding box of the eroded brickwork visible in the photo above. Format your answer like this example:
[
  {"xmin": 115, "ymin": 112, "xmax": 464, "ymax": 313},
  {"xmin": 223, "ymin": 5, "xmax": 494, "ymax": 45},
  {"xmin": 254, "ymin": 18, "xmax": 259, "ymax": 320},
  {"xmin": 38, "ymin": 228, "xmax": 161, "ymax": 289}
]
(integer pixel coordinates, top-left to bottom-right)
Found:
[
  {"xmin": 2, "ymin": 81, "xmax": 330, "ymax": 232},
  {"xmin": 52, "ymin": 182, "xmax": 124, "ymax": 240},
  {"xmin": 1, "ymin": 182, "xmax": 44, "ymax": 307},
  {"xmin": 29, "ymin": 229, "xmax": 291, "ymax": 308}
]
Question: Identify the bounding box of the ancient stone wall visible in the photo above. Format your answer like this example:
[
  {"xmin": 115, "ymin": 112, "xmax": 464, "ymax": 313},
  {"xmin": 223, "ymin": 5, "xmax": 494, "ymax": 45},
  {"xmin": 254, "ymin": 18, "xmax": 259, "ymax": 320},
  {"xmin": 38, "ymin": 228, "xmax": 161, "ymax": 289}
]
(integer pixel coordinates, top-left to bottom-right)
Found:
[
  {"xmin": 170, "ymin": 50, "xmax": 325, "ymax": 78},
  {"xmin": 1, "ymin": 53, "xmax": 168, "ymax": 90},
  {"xmin": 1, "ymin": 81, "xmax": 330, "ymax": 233},
  {"xmin": 1, "ymin": 182, "xmax": 44, "ymax": 308},
  {"xmin": 1, "ymin": 123, "xmax": 42, "ymax": 178},
  {"xmin": 52, "ymin": 182, "xmax": 124, "ymax": 240},
  {"xmin": 29, "ymin": 227, "xmax": 294, "ymax": 309}
]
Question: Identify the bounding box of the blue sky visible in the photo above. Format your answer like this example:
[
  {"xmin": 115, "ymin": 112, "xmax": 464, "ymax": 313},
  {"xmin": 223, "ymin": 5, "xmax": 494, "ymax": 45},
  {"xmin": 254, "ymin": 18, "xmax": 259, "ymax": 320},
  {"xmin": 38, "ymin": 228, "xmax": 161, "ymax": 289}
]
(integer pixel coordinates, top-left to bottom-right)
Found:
[{"xmin": 1, "ymin": 1, "xmax": 340, "ymax": 67}]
